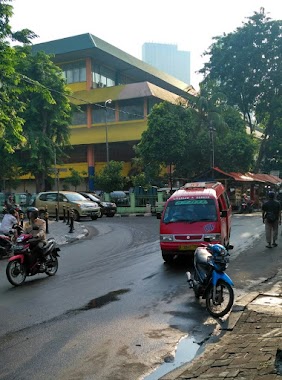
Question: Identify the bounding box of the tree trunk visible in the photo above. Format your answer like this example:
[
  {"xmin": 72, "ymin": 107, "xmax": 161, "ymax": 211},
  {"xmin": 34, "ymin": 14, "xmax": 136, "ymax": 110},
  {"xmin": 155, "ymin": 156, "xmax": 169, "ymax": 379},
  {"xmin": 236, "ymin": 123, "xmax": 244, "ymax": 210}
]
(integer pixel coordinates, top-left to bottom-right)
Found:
[{"xmin": 253, "ymin": 136, "xmax": 267, "ymax": 173}]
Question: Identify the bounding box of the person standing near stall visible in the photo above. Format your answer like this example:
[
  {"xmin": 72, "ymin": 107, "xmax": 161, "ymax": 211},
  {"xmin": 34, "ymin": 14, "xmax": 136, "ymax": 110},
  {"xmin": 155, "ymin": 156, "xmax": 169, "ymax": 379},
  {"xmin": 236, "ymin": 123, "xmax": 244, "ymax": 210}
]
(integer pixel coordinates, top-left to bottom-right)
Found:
[{"xmin": 262, "ymin": 191, "xmax": 281, "ymax": 248}]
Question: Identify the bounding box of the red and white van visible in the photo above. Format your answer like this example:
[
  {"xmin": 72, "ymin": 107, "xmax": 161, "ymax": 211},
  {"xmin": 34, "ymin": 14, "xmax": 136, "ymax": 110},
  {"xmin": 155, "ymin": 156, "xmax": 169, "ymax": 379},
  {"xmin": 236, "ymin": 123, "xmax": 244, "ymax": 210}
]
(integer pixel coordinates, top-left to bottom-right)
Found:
[{"xmin": 158, "ymin": 182, "xmax": 232, "ymax": 263}]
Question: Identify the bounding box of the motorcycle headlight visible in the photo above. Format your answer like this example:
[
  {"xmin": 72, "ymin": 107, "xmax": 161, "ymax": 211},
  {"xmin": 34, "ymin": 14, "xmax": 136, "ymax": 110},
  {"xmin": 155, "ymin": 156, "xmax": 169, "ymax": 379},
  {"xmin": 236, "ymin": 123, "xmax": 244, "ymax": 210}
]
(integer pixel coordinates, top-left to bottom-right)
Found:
[{"xmin": 160, "ymin": 235, "xmax": 173, "ymax": 242}]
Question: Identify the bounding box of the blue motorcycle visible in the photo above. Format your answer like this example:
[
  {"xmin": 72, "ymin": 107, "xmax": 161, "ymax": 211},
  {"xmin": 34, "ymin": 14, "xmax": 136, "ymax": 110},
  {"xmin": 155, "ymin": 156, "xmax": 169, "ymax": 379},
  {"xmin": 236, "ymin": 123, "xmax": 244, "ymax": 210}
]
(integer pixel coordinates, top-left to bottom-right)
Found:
[{"xmin": 186, "ymin": 241, "xmax": 234, "ymax": 318}]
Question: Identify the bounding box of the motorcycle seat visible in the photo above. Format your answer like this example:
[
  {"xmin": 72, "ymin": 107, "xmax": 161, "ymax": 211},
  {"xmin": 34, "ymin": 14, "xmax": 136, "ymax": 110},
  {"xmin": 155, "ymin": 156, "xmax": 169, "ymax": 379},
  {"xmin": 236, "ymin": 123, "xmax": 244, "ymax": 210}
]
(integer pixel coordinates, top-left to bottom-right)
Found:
[{"xmin": 195, "ymin": 247, "xmax": 211, "ymax": 264}]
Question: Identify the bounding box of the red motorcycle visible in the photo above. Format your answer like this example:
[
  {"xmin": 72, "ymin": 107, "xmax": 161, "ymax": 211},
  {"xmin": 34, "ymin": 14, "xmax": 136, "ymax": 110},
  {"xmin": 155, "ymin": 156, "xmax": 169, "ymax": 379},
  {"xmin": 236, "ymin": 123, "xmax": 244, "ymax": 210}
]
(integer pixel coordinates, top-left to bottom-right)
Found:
[{"xmin": 6, "ymin": 230, "xmax": 60, "ymax": 286}]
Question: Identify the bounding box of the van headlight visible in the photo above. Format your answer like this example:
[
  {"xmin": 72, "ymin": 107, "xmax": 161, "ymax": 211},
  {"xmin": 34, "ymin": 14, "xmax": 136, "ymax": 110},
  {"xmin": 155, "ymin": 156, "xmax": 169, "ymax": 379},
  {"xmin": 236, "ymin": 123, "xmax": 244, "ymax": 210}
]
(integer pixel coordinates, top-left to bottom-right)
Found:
[
  {"xmin": 204, "ymin": 234, "xmax": 221, "ymax": 241},
  {"xmin": 160, "ymin": 235, "xmax": 173, "ymax": 242}
]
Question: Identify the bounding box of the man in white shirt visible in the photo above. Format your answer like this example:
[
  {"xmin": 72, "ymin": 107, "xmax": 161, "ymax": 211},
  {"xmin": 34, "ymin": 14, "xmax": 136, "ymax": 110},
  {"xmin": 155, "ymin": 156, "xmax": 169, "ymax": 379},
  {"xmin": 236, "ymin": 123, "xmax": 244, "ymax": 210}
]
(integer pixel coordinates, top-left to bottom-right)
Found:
[{"xmin": 0, "ymin": 209, "xmax": 18, "ymax": 235}]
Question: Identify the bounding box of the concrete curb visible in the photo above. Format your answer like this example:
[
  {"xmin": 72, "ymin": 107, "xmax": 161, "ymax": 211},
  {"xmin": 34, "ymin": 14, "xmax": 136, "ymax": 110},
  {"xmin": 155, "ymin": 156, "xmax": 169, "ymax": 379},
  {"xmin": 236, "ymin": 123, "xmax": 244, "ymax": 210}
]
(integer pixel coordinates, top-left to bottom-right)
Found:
[{"xmin": 115, "ymin": 213, "xmax": 153, "ymax": 217}]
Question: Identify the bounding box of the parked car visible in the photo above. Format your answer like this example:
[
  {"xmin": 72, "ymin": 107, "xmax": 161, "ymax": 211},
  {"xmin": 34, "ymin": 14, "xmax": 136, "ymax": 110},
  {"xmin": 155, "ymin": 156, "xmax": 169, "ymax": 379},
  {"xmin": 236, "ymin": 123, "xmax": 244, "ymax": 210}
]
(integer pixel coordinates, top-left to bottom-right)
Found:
[
  {"xmin": 34, "ymin": 191, "xmax": 101, "ymax": 221},
  {"xmin": 109, "ymin": 191, "xmax": 129, "ymax": 206},
  {"xmin": 78, "ymin": 192, "xmax": 117, "ymax": 217}
]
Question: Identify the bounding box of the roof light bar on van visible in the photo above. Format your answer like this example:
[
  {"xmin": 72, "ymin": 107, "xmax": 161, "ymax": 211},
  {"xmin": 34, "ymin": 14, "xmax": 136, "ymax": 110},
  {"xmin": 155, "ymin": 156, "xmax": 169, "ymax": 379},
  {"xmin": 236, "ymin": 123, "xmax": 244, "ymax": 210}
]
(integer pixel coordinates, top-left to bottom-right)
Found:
[
  {"xmin": 183, "ymin": 182, "xmax": 207, "ymax": 189},
  {"xmin": 183, "ymin": 181, "xmax": 221, "ymax": 189}
]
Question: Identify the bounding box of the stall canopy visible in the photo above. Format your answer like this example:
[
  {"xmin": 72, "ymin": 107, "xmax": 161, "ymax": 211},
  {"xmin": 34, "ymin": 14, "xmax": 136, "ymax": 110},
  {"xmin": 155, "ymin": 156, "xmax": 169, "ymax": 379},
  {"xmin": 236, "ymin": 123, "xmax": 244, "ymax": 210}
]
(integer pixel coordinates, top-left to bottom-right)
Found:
[{"xmin": 194, "ymin": 167, "xmax": 281, "ymax": 186}]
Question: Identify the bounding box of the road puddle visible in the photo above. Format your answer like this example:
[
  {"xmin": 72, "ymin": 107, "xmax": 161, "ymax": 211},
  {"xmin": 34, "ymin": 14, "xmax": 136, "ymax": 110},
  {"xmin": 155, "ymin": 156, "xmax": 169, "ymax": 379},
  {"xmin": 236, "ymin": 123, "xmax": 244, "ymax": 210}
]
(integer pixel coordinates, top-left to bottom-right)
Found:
[
  {"xmin": 143, "ymin": 335, "xmax": 199, "ymax": 380},
  {"xmin": 79, "ymin": 289, "xmax": 130, "ymax": 310}
]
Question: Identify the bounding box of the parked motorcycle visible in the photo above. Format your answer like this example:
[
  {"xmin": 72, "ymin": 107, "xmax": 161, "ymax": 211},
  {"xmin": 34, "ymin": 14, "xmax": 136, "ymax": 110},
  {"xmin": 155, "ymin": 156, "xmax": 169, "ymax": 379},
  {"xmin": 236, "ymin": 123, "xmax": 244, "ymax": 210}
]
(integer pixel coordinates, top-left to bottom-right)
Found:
[
  {"xmin": 6, "ymin": 231, "xmax": 60, "ymax": 286},
  {"xmin": 186, "ymin": 241, "xmax": 234, "ymax": 318},
  {"xmin": 239, "ymin": 199, "xmax": 254, "ymax": 213}
]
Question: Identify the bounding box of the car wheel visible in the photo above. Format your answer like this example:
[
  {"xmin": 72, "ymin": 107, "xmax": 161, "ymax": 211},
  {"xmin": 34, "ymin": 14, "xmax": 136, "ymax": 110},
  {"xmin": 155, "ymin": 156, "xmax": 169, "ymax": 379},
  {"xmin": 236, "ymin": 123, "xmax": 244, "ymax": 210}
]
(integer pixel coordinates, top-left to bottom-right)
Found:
[
  {"xmin": 72, "ymin": 210, "xmax": 80, "ymax": 221},
  {"xmin": 91, "ymin": 215, "xmax": 98, "ymax": 220},
  {"xmin": 98, "ymin": 210, "xmax": 103, "ymax": 218}
]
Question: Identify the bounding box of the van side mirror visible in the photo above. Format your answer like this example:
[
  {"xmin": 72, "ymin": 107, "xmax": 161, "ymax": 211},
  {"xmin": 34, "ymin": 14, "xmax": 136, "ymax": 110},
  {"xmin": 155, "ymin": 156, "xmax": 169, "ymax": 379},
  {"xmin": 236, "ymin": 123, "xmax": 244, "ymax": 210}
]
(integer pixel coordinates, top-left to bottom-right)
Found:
[{"xmin": 220, "ymin": 210, "xmax": 227, "ymax": 217}]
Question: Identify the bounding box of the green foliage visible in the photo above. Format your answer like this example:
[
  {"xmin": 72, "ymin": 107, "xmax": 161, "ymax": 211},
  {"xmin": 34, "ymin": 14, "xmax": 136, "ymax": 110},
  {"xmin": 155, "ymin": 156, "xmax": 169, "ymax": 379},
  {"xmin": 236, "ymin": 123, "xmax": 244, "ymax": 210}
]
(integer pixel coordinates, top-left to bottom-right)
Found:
[
  {"xmin": 0, "ymin": 0, "xmax": 39, "ymax": 185},
  {"xmin": 137, "ymin": 94, "xmax": 256, "ymax": 183},
  {"xmin": 14, "ymin": 46, "xmax": 73, "ymax": 192},
  {"xmin": 63, "ymin": 168, "xmax": 86, "ymax": 190},
  {"xmin": 95, "ymin": 161, "xmax": 124, "ymax": 192},
  {"xmin": 137, "ymin": 102, "xmax": 190, "ymax": 168},
  {"xmin": 131, "ymin": 173, "xmax": 148, "ymax": 188},
  {"xmin": 199, "ymin": 9, "xmax": 282, "ymax": 172}
]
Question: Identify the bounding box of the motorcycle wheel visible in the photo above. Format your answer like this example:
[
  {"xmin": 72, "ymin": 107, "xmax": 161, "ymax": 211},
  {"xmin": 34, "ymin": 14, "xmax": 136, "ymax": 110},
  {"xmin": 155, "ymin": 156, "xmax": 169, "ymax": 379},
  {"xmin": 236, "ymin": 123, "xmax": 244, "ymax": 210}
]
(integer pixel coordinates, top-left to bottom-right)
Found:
[
  {"xmin": 45, "ymin": 254, "xmax": 58, "ymax": 276},
  {"xmin": 6, "ymin": 260, "xmax": 27, "ymax": 286},
  {"xmin": 205, "ymin": 280, "xmax": 234, "ymax": 318}
]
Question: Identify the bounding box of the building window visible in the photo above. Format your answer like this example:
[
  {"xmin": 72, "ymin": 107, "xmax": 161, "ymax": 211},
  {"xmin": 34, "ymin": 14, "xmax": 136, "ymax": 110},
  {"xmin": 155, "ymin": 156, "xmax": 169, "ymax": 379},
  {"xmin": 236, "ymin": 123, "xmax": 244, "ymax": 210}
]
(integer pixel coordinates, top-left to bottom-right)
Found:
[
  {"xmin": 63, "ymin": 146, "xmax": 87, "ymax": 163},
  {"xmin": 92, "ymin": 103, "xmax": 115, "ymax": 124},
  {"xmin": 61, "ymin": 61, "xmax": 86, "ymax": 84},
  {"xmin": 71, "ymin": 106, "xmax": 87, "ymax": 125},
  {"xmin": 119, "ymin": 99, "xmax": 144, "ymax": 121},
  {"xmin": 117, "ymin": 73, "xmax": 132, "ymax": 85},
  {"xmin": 92, "ymin": 63, "xmax": 115, "ymax": 88}
]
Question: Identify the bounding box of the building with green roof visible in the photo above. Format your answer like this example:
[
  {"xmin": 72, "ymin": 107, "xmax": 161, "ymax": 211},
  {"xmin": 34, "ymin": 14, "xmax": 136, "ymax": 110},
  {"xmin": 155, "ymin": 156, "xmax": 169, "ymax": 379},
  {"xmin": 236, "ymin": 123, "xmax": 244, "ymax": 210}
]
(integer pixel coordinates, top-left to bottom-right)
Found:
[{"xmin": 31, "ymin": 33, "xmax": 196, "ymax": 191}]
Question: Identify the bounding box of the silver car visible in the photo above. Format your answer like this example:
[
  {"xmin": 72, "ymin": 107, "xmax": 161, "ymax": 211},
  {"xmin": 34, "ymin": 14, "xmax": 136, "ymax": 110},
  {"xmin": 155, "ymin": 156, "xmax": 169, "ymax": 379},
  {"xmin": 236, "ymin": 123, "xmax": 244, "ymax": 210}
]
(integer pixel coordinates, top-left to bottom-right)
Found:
[{"xmin": 35, "ymin": 191, "xmax": 101, "ymax": 221}]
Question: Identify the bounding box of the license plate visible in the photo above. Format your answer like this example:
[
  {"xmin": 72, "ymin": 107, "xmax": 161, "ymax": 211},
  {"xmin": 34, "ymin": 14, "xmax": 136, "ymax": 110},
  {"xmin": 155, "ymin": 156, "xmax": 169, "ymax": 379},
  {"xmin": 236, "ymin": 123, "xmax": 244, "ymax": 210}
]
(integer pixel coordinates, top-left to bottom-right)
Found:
[{"xmin": 179, "ymin": 244, "xmax": 198, "ymax": 251}]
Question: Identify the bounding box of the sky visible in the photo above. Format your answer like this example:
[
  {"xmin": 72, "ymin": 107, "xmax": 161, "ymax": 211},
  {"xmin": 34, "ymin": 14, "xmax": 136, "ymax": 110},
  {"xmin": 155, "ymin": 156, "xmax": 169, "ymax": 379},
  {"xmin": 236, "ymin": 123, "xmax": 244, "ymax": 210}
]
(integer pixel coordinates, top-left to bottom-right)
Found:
[{"xmin": 10, "ymin": 0, "xmax": 282, "ymax": 90}]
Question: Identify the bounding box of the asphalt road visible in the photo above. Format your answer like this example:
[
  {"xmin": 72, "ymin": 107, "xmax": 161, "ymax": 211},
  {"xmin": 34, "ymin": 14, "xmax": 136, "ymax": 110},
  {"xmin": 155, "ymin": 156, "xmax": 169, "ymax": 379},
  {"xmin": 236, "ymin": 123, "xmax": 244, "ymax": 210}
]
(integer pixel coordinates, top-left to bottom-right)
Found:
[{"xmin": 0, "ymin": 213, "xmax": 275, "ymax": 380}]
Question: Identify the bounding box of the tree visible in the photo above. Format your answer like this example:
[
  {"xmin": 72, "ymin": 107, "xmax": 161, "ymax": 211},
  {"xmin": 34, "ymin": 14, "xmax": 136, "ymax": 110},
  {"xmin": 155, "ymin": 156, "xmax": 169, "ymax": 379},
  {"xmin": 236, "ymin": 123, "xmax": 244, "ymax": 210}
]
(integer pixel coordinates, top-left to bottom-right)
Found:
[
  {"xmin": 136, "ymin": 101, "xmax": 194, "ymax": 185},
  {"xmin": 0, "ymin": 0, "xmax": 37, "ymax": 186},
  {"xmin": 15, "ymin": 46, "xmax": 73, "ymax": 192},
  {"xmin": 199, "ymin": 9, "xmax": 282, "ymax": 172},
  {"xmin": 95, "ymin": 161, "xmax": 124, "ymax": 193},
  {"xmin": 63, "ymin": 168, "xmax": 87, "ymax": 191},
  {"xmin": 137, "ymin": 94, "xmax": 256, "ymax": 184}
]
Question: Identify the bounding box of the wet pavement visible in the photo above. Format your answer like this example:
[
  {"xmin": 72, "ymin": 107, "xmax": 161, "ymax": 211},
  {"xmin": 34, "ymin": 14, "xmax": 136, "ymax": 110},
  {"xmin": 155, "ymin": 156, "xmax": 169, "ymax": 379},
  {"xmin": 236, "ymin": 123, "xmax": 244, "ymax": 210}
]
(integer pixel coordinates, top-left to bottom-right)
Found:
[
  {"xmin": 161, "ymin": 272, "xmax": 282, "ymax": 379},
  {"xmin": 2, "ymin": 217, "xmax": 282, "ymax": 379}
]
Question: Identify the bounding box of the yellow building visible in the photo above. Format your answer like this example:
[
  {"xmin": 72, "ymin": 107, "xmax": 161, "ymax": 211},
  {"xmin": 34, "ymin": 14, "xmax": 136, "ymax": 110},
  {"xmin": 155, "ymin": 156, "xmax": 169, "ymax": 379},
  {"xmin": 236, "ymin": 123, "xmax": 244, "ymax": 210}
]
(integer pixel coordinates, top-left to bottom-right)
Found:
[{"xmin": 31, "ymin": 33, "xmax": 196, "ymax": 191}]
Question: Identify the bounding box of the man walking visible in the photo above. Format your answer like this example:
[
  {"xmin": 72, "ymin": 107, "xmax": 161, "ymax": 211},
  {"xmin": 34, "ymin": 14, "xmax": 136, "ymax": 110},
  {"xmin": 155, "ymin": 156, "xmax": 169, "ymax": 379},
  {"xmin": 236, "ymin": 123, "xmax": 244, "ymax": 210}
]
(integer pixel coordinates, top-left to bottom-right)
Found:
[{"xmin": 262, "ymin": 191, "xmax": 281, "ymax": 248}]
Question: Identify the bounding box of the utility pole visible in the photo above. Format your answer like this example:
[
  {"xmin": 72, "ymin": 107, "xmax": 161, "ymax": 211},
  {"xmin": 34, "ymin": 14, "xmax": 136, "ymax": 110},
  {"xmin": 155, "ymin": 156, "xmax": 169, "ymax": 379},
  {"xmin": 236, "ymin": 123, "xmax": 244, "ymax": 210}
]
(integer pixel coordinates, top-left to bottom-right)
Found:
[{"xmin": 105, "ymin": 99, "xmax": 112, "ymax": 164}]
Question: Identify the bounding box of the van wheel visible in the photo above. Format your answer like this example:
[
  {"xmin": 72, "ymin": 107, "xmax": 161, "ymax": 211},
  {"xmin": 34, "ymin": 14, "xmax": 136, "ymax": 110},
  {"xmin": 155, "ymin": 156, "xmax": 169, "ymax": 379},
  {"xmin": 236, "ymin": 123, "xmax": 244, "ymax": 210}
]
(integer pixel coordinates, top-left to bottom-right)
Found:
[{"xmin": 162, "ymin": 251, "xmax": 175, "ymax": 264}]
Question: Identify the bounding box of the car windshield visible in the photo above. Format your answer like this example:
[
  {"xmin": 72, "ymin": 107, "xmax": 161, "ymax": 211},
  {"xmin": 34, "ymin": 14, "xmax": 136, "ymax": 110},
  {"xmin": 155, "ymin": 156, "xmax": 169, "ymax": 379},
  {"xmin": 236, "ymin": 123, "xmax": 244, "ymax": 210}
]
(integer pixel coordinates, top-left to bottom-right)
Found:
[
  {"xmin": 85, "ymin": 194, "xmax": 100, "ymax": 202},
  {"xmin": 163, "ymin": 198, "xmax": 217, "ymax": 223},
  {"xmin": 66, "ymin": 193, "xmax": 89, "ymax": 202}
]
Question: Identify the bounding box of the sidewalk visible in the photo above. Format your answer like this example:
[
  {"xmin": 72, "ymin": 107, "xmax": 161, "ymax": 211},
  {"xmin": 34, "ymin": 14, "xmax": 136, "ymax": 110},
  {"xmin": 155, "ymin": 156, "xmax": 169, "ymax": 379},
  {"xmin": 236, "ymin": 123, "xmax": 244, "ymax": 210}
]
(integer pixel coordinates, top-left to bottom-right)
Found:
[
  {"xmin": 45, "ymin": 219, "xmax": 89, "ymax": 245},
  {"xmin": 162, "ymin": 271, "xmax": 282, "ymax": 380}
]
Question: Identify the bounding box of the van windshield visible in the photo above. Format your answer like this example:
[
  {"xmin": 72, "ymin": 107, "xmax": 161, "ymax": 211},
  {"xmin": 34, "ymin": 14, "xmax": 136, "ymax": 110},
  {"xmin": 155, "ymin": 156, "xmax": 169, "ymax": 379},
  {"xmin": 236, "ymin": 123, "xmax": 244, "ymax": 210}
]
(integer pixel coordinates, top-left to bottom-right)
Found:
[{"xmin": 163, "ymin": 198, "xmax": 218, "ymax": 223}]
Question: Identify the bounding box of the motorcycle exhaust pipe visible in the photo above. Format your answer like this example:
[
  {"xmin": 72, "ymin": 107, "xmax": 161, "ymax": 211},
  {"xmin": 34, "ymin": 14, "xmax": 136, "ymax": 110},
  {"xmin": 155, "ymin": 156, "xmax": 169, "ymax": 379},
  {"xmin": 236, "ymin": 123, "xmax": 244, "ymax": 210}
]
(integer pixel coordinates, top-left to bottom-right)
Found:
[{"xmin": 186, "ymin": 271, "xmax": 194, "ymax": 288}]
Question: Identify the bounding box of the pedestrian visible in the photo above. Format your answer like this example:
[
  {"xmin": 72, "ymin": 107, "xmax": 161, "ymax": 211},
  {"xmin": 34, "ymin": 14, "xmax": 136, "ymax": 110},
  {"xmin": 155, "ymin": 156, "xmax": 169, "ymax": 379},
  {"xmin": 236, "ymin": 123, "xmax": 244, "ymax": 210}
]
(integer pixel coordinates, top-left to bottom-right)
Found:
[{"xmin": 262, "ymin": 191, "xmax": 281, "ymax": 248}]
